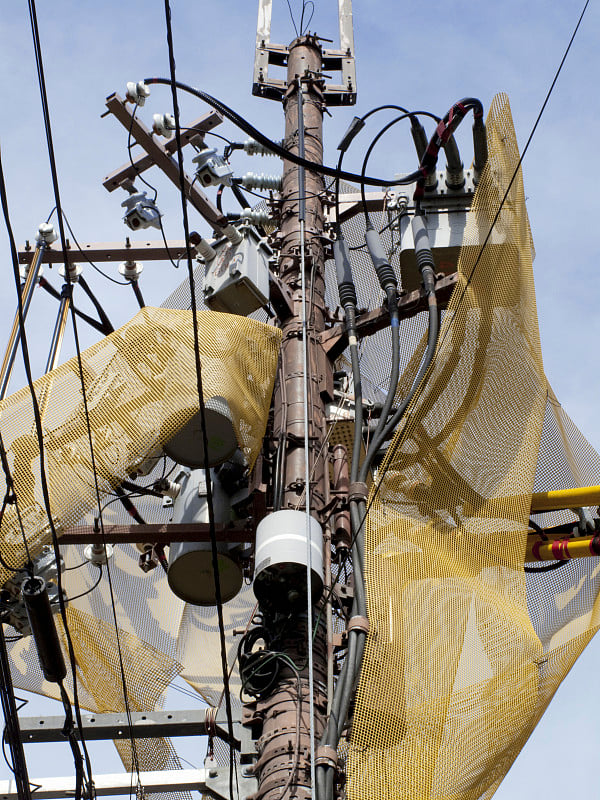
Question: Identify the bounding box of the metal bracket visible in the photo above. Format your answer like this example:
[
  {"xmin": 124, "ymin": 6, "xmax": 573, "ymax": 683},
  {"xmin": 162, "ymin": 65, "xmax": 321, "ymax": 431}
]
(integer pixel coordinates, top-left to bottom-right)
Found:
[
  {"xmin": 252, "ymin": 0, "xmax": 357, "ymax": 106},
  {"xmin": 19, "ymin": 708, "xmax": 241, "ymax": 748},
  {"xmin": 204, "ymin": 759, "xmax": 257, "ymax": 800}
]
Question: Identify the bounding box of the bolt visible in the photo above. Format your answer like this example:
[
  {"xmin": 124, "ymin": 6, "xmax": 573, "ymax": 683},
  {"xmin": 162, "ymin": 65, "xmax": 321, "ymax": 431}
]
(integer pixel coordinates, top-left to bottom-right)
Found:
[{"xmin": 208, "ymin": 768, "xmax": 218, "ymax": 778}]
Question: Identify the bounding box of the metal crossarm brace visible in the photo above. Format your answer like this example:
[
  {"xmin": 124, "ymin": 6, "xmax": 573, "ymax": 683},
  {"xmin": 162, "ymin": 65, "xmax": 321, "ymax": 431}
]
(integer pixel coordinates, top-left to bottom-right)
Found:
[
  {"xmin": 18, "ymin": 240, "xmax": 189, "ymax": 266},
  {"xmin": 103, "ymin": 109, "xmax": 223, "ymax": 191},
  {"xmin": 19, "ymin": 709, "xmax": 240, "ymax": 747},
  {"xmin": 0, "ymin": 769, "xmax": 208, "ymax": 799},
  {"xmin": 104, "ymin": 93, "xmax": 228, "ymax": 230},
  {"xmin": 57, "ymin": 521, "xmax": 255, "ymax": 546}
]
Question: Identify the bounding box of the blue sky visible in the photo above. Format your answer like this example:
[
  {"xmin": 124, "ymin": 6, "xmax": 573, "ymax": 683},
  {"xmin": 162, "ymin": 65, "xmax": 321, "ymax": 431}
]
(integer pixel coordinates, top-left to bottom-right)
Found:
[{"xmin": 1, "ymin": 1, "xmax": 599, "ymax": 797}]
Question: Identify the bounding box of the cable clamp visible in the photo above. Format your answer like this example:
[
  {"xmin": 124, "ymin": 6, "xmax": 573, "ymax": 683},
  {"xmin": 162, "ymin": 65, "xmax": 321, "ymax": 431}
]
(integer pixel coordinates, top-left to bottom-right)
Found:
[
  {"xmin": 348, "ymin": 481, "xmax": 368, "ymax": 503},
  {"xmin": 315, "ymin": 745, "xmax": 338, "ymax": 769},
  {"xmin": 348, "ymin": 615, "xmax": 369, "ymax": 635}
]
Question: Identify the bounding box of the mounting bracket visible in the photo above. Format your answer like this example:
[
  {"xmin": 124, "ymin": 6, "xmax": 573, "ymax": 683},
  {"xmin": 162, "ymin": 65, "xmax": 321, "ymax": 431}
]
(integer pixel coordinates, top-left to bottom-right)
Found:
[{"xmin": 253, "ymin": 0, "xmax": 357, "ymax": 105}]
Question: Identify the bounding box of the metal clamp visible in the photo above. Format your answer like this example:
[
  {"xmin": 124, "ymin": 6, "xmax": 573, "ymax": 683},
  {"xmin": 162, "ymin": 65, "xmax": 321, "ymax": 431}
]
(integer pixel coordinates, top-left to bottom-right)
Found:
[
  {"xmin": 347, "ymin": 615, "xmax": 369, "ymax": 634},
  {"xmin": 315, "ymin": 745, "xmax": 338, "ymax": 769},
  {"xmin": 348, "ymin": 481, "xmax": 368, "ymax": 503}
]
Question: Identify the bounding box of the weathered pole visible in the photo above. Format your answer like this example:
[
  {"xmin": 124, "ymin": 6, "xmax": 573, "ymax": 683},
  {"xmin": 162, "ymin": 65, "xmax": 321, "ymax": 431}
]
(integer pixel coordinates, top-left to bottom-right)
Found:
[{"xmin": 246, "ymin": 35, "xmax": 333, "ymax": 800}]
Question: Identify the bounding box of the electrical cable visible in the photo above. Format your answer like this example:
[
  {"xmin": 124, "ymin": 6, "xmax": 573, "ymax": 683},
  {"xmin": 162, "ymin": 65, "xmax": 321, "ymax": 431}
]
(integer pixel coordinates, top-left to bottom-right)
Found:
[
  {"xmin": 285, "ymin": 0, "xmax": 300, "ymax": 37},
  {"xmin": 1, "ymin": 137, "xmax": 96, "ymax": 798},
  {"xmin": 61, "ymin": 210, "xmax": 129, "ymax": 286},
  {"xmin": 65, "ymin": 565, "xmax": 103, "ymax": 602},
  {"xmin": 143, "ymin": 78, "xmax": 441, "ymax": 188},
  {"xmin": 38, "ymin": 277, "xmax": 108, "ymax": 335},
  {"xmin": 128, "ymin": 102, "xmax": 159, "ymax": 201},
  {"xmin": 300, "ymin": 0, "xmax": 315, "ymax": 34},
  {"xmin": 161, "ymin": 6, "xmax": 237, "ymax": 798},
  {"xmin": 77, "ymin": 274, "xmax": 115, "ymax": 333},
  {"xmin": 26, "ymin": 3, "xmax": 143, "ymax": 791}
]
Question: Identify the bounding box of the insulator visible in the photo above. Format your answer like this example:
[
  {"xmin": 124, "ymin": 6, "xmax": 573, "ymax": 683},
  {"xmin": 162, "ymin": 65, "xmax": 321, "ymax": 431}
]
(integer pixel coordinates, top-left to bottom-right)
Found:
[
  {"xmin": 222, "ymin": 224, "xmax": 243, "ymax": 246},
  {"xmin": 21, "ymin": 575, "xmax": 67, "ymax": 684},
  {"xmin": 239, "ymin": 172, "xmax": 282, "ymax": 192},
  {"xmin": 241, "ymin": 207, "xmax": 272, "ymax": 226},
  {"xmin": 243, "ymin": 138, "xmax": 282, "ymax": 157}
]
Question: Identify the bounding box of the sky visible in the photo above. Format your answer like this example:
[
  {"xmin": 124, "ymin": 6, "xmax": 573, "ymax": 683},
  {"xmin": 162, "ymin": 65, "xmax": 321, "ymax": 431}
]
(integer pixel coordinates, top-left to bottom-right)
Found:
[{"xmin": 1, "ymin": 0, "xmax": 599, "ymax": 797}]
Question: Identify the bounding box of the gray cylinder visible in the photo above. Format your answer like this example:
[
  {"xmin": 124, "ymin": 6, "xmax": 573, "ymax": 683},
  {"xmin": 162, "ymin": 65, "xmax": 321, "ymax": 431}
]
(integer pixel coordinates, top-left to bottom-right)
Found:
[
  {"xmin": 253, "ymin": 510, "xmax": 324, "ymax": 610},
  {"xmin": 167, "ymin": 469, "xmax": 244, "ymax": 605},
  {"xmin": 163, "ymin": 396, "xmax": 237, "ymax": 468}
]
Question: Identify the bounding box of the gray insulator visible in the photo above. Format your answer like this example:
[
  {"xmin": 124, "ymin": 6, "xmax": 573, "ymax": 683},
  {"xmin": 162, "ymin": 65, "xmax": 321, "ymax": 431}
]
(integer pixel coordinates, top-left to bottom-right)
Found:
[
  {"xmin": 194, "ymin": 237, "xmax": 217, "ymax": 262},
  {"xmin": 222, "ymin": 224, "xmax": 243, "ymax": 246},
  {"xmin": 243, "ymin": 138, "xmax": 282, "ymax": 157},
  {"xmin": 411, "ymin": 215, "xmax": 436, "ymax": 292},
  {"xmin": 239, "ymin": 172, "xmax": 282, "ymax": 192},
  {"xmin": 443, "ymin": 135, "xmax": 465, "ymax": 189},
  {"xmin": 365, "ymin": 228, "xmax": 397, "ymax": 291},
  {"xmin": 241, "ymin": 208, "xmax": 272, "ymax": 226}
]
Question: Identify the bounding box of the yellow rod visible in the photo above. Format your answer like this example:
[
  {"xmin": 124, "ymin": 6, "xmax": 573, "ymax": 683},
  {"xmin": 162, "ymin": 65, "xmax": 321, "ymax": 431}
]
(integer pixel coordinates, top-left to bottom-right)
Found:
[
  {"xmin": 0, "ymin": 244, "xmax": 45, "ymax": 399},
  {"xmin": 530, "ymin": 486, "xmax": 600, "ymax": 512},
  {"xmin": 526, "ymin": 534, "xmax": 600, "ymax": 562}
]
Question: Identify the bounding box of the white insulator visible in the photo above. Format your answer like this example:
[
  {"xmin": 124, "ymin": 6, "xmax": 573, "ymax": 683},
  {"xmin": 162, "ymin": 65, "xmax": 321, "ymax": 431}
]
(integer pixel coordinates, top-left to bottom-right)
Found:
[
  {"xmin": 125, "ymin": 80, "xmax": 150, "ymax": 106},
  {"xmin": 58, "ymin": 262, "xmax": 83, "ymax": 282},
  {"xmin": 239, "ymin": 172, "xmax": 282, "ymax": 192},
  {"xmin": 36, "ymin": 223, "xmax": 58, "ymax": 245},
  {"xmin": 222, "ymin": 224, "xmax": 243, "ymax": 246},
  {"xmin": 119, "ymin": 260, "xmax": 144, "ymax": 280},
  {"xmin": 243, "ymin": 138, "xmax": 282, "ymax": 157},
  {"xmin": 193, "ymin": 237, "xmax": 217, "ymax": 262},
  {"xmin": 241, "ymin": 207, "xmax": 272, "ymax": 226},
  {"xmin": 152, "ymin": 113, "xmax": 175, "ymax": 139}
]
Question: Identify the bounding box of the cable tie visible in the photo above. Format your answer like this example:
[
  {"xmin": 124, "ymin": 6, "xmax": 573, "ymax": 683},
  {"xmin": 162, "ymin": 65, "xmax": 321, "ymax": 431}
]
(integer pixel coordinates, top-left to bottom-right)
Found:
[
  {"xmin": 348, "ymin": 481, "xmax": 368, "ymax": 503},
  {"xmin": 348, "ymin": 615, "xmax": 369, "ymax": 635},
  {"xmin": 315, "ymin": 745, "xmax": 338, "ymax": 768}
]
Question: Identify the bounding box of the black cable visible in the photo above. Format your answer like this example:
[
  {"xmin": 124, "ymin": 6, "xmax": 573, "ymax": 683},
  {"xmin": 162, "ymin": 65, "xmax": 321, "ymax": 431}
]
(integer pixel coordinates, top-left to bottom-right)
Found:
[
  {"xmin": 128, "ymin": 102, "xmax": 158, "ymax": 201},
  {"xmin": 161, "ymin": 8, "xmax": 237, "ymax": 799},
  {"xmin": 1, "ymin": 125, "xmax": 95, "ymax": 796},
  {"xmin": 524, "ymin": 560, "xmax": 568, "ymax": 574},
  {"xmin": 285, "ymin": 0, "xmax": 300, "ymax": 37},
  {"xmin": 143, "ymin": 78, "xmax": 435, "ymax": 189},
  {"xmin": 66, "ymin": 565, "xmax": 103, "ymax": 602},
  {"xmin": 61, "ymin": 210, "xmax": 129, "ymax": 286},
  {"xmin": 130, "ymin": 279, "xmax": 145, "ymax": 309},
  {"xmin": 38, "ymin": 277, "xmax": 108, "ymax": 335},
  {"xmin": 78, "ymin": 274, "xmax": 115, "ymax": 333},
  {"xmin": 300, "ymin": 1, "xmax": 315, "ymax": 34}
]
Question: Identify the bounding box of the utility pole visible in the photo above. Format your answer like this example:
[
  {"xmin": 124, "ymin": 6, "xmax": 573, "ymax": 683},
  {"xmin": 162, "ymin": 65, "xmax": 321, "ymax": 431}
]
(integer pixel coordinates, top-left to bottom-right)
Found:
[
  {"xmin": 247, "ymin": 35, "xmax": 330, "ymax": 800},
  {"xmin": 243, "ymin": 5, "xmax": 357, "ymax": 797}
]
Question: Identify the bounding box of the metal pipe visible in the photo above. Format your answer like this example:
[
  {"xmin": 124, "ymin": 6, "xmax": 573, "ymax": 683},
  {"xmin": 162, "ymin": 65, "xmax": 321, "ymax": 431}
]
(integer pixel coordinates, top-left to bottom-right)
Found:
[
  {"xmin": 45, "ymin": 287, "xmax": 71, "ymax": 373},
  {"xmin": 0, "ymin": 242, "xmax": 46, "ymax": 400},
  {"xmin": 530, "ymin": 486, "xmax": 600, "ymax": 513},
  {"xmin": 526, "ymin": 533, "xmax": 600, "ymax": 562}
]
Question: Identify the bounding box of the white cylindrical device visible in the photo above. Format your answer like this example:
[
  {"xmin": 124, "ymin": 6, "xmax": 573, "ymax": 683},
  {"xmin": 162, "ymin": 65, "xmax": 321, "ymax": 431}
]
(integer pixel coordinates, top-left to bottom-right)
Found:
[
  {"xmin": 167, "ymin": 469, "xmax": 244, "ymax": 606},
  {"xmin": 253, "ymin": 510, "xmax": 324, "ymax": 610}
]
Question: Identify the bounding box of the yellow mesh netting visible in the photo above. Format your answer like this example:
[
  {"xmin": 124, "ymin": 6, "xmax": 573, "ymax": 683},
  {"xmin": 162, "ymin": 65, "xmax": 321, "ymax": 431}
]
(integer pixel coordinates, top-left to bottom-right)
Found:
[
  {"xmin": 349, "ymin": 93, "xmax": 600, "ymax": 799},
  {"xmin": 0, "ymin": 306, "xmax": 281, "ymax": 587}
]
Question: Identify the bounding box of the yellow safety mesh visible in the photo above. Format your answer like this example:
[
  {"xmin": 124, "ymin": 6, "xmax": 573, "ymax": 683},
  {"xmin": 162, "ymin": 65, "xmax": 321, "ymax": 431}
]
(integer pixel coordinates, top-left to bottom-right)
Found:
[
  {"xmin": 0, "ymin": 306, "xmax": 281, "ymax": 587},
  {"xmin": 349, "ymin": 93, "xmax": 600, "ymax": 799}
]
